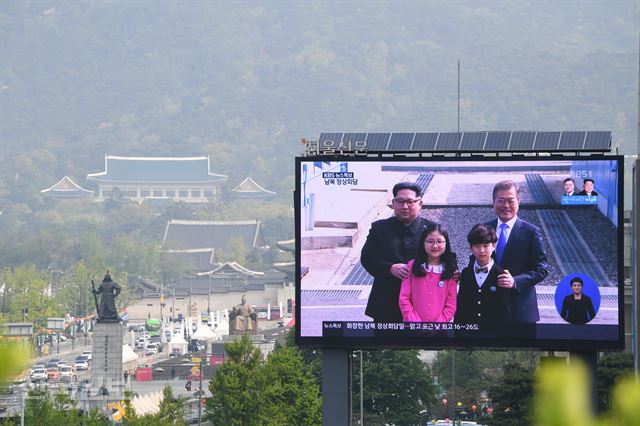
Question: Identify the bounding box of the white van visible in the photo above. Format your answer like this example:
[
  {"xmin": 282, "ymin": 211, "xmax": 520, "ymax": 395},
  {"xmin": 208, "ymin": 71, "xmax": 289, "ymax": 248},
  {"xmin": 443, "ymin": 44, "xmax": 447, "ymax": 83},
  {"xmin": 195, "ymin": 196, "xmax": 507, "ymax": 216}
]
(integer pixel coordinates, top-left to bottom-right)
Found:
[{"xmin": 145, "ymin": 342, "xmax": 160, "ymax": 355}]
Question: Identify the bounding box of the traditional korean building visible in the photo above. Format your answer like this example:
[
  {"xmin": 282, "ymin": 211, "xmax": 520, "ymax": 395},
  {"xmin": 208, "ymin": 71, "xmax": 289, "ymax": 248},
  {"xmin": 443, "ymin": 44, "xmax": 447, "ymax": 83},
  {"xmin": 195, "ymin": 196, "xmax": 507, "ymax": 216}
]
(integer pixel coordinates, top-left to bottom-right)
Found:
[
  {"xmin": 161, "ymin": 219, "xmax": 268, "ymax": 274},
  {"xmin": 273, "ymin": 239, "xmax": 297, "ymax": 280},
  {"xmin": 41, "ymin": 176, "xmax": 93, "ymax": 198},
  {"xmin": 231, "ymin": 177, "xmax": 276, "ymax": 198},
  {"xmin": 86, "ymin": 156, "xmax": 227, "ymax": 203},
  {"xmin": 161, "ymin": 248, "xmax": 217, "ymax": 274},
  {"xmin": 162, "ymin": 219, "xmax": 267, "ymax": 252},
  {"xmin": 131, "ymin": 262, "xmax": 293, "ymax": 322}
]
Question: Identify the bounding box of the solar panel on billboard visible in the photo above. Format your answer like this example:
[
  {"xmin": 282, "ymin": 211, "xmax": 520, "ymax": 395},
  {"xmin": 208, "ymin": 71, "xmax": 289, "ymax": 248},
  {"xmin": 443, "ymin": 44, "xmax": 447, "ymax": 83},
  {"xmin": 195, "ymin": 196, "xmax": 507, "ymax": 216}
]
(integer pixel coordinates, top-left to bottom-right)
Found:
[
  {"xmin": 342, "ymin": 132, "xmax": 367, "ymax": 146},
  {"xmin": 365, "ymin": 133, "xmax": 391, "ymax": 150},
  {"xmin": 317, "ymin": 130, "xmax": 610, "ymax": 153},
  {"xmin": 435, "ymin": 132, "xmax": 462, "ymax": 150},
  {"xmin": 388, "ymin": 133, "xmax": 415, "ymax": 150},
  {"xmin": 584, "ymin": 131, "xmax": 611, "ymax": 150},
  {"xmin": 509, "ymin": 132, "xmax": 536, "ymax": 150},
  {"xmin": 559, "ymin": 132, "xmax": 586, "ymax": 150},
  {"xmin": 534, "ymin": 132, "xmax": 561, "ymax": 150},
  {"xmin": 459, "ymin": 132, "xmax": 486, "ymax": 150},
  {"xmin": 411, "ymin": 133, "xmax": 438, "ymax": 151},
  {"xmin": 484, "ymin": 132, "xmax": 511, "ymax": 150}
]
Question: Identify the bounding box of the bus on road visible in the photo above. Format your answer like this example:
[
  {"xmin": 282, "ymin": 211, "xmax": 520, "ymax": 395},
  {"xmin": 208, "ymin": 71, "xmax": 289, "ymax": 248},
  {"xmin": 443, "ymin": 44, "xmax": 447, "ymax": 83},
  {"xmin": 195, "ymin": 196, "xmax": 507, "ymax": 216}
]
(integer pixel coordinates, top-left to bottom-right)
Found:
[{"xmin": 145, "ymin": 319, "xmax": 161, "ymax": 337}]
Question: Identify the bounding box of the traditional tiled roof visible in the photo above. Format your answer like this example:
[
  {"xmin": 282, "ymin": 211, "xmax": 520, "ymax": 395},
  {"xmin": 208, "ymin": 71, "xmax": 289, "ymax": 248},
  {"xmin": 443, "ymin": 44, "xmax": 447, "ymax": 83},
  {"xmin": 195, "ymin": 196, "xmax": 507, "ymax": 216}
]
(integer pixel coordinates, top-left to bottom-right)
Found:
[
  {"xmin": 273, "ymin": 261, "xmax": 294, "ymax": 276},
  {"xmin": 162, "ymin": 220, "xmax": 267, "ymax": 252},
  {"xmin": 179, "ymin": 270, "xmax": 286, "ymax": 295},
  {"xmin": 87, "ymin": 156, "xmax": 227, "ymax": 183},
  {"xmin": 41, "ymin": 176, "xmax": 93, "ymax": 197},
  {"xmin": 136, "ymin": 269, "xmax": 287, "ymax": 297},
  {"xmin": 232, "ymin": 177, "xmax": 276, "ymax": 198},
  {"xmin": 161, "ymin": 248, "xmax": 216, "ymax": 273},
  {"xmin": 197, "ymin": 262, "xmax": 264, "ymax": 277},
  {"xmin": 276, "ymin": 239, "xmax": 294, "ymax": 253}
]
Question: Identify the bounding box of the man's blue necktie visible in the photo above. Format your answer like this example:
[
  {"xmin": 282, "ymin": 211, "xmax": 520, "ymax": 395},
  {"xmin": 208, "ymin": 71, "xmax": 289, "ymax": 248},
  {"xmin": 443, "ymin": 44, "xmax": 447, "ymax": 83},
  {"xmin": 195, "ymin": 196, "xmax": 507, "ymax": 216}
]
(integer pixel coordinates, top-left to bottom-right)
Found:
[{"xmin": 496, "ymin": 223, "xmax": 508, "ymax": 264}]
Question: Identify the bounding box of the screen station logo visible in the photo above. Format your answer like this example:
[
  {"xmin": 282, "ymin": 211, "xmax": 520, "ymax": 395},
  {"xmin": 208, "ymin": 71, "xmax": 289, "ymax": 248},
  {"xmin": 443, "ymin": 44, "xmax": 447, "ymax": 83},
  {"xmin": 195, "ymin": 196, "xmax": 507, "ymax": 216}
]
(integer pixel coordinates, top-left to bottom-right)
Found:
[{"xmin": 322, "ymin": 164, "xmax": 358, "ymax": 186}]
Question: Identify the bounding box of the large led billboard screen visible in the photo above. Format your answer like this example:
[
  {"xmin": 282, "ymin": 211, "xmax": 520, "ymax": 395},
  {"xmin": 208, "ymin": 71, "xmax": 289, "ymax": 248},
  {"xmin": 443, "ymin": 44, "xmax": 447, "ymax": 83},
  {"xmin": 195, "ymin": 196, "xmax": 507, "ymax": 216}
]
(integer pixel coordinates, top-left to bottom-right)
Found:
[{"xmin": 295, "ymin": 156, "xmax": 624, "ymax": 350}]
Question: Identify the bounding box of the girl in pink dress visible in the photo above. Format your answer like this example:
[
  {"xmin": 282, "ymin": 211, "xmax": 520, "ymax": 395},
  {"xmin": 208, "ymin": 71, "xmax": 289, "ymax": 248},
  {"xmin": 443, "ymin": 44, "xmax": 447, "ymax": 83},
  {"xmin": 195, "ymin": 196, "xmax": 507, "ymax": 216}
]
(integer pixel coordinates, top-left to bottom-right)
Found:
[{"xmin": 399, "ymin": 223, "xmax": 457, "ymax": 322}]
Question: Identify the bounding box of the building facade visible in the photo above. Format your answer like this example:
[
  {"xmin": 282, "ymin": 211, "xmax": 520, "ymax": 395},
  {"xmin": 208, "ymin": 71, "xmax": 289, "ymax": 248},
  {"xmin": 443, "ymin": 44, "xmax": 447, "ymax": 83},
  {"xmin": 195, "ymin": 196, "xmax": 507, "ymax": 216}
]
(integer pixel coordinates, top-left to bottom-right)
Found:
[{"xmin": 87, "ymin": 156, "xmax": 227, "ymax": 203}]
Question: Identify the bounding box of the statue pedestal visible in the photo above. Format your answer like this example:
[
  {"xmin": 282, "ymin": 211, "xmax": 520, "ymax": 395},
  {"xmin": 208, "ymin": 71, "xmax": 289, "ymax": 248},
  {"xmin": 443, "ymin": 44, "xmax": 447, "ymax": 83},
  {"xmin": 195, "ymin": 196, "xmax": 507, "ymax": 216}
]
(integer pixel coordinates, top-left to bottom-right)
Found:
[{"xmin": 90, "ymin": 321, "xmax": 124, "ymax": 404}]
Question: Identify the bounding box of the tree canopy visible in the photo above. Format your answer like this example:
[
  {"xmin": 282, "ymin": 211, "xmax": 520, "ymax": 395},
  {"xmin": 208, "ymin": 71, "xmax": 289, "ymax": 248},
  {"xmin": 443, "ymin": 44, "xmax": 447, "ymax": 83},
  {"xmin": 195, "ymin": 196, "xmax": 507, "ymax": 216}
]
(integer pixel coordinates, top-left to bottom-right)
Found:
[{"xmin": 206, "ymin": 335, "xmax": 322, "ymax": 425}]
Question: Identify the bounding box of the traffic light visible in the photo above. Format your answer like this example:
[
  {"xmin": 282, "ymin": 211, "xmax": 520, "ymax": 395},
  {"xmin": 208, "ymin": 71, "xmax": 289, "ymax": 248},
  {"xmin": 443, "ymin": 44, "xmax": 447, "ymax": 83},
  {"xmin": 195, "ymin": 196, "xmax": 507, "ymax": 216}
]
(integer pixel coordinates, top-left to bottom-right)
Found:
[{"xmin": 185, "ymin": 381, "xmax": 192, "ymax": 392}]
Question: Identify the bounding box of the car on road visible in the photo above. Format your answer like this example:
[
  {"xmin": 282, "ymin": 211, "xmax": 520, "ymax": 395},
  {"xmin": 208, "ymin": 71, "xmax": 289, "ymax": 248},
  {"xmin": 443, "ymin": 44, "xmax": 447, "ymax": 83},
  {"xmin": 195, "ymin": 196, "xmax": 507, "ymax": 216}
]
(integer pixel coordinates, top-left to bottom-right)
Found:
[
  {"xmin": 30, "ymin": 368, "xmax": 47, "ymax": 382},
  {"xmin": 74, "ymin": 357, "xmax": 89, "ymax": 371},
  {"xmin": 127, "ymin": 323, "xmax": 145, "ymax": 333},
  {"xmin": 46, "ymin": 359, "xmax": 61, "ymax": 369},
  {"xmin": 135, "ymin": 338, "xmax": 147, "ymax": 349},
  {"xmin": 80, "ymin": 351, "xmax": 92, "ymax": 361},
  {"xmin": 46, "ymin": 367, "xmax": 60, "ymax": 381},
  {"xmin": 59, "ymin": 366, "xmax": 75, "ymax": 381},
  {"xmin": 57, "ymin": 360, "xmax": 68, "ymax": 368}
]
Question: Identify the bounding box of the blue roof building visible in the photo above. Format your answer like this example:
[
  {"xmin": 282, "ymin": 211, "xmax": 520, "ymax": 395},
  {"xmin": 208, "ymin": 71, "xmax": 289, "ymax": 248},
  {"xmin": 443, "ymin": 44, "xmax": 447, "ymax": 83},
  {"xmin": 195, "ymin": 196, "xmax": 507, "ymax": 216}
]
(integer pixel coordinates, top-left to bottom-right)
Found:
[{"xmin": 87, "ymin": 156, "xmax": 227, "ymax": 203}]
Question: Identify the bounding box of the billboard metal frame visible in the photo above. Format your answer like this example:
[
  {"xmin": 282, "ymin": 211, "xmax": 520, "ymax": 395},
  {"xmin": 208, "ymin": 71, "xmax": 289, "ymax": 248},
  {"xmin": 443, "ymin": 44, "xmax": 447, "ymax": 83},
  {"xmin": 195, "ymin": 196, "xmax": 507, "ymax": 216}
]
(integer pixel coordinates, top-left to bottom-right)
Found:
[{"xmin": 295, "ymin": 153, "xmax": 625, "ymax": 352}]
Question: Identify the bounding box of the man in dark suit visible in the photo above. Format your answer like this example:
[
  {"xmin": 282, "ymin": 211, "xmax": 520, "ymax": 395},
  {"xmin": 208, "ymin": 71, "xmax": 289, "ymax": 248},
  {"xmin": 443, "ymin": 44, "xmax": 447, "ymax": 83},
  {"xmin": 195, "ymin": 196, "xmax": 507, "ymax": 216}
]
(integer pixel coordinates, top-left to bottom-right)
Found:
[
  {"xmin": 485, "ymin": 180, "xmax": 549, "ymax": 324},
  {"xmin": 577, "ymin": 178, "xmax": 598, "ymax": 196},
  {"xmin": 361, "ymin": 182, "xmax": 434, "ymax": 323}
]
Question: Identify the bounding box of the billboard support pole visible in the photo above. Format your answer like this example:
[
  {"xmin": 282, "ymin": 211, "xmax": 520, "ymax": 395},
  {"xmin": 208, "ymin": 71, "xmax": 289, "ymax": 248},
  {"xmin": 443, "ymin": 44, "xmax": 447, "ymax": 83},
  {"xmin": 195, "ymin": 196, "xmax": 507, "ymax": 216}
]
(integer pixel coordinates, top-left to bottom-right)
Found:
[
  {"xmin": 633, "ymin": 160, "xmax": 639, "ymax": 379},
  {"xmin": 322, "ymin": 349, "xmax": 351, "ymax": 426},
  {"xmin": 570, "ymin": 351, "xmax": 598, "ymax": 413}
]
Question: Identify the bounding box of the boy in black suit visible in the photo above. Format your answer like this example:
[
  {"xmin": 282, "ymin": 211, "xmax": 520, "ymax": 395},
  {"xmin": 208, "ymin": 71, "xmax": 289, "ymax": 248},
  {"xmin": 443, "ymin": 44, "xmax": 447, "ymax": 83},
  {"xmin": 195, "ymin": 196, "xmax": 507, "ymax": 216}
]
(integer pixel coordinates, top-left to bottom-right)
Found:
[{"xmin": 455, "ymin": 224, "xmax": 511, "ymax": 332}]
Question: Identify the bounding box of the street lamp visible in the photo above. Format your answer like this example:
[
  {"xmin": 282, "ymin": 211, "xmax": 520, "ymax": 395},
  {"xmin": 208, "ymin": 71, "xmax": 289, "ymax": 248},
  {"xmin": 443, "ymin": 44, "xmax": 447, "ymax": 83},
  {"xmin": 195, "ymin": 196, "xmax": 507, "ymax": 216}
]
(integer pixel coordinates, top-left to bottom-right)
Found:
[
  {"xmin": 160, "ymin": 293, "xmax": 166, "ymax": 324},
  {"xmin": 419, "ymin": 409, "xmax": 428, "ymax": 426},
  {"xmin": 157, "ymin": 270, "xmax": 165, "ymax": 323},
  {"xmin": 451, "ymin": 351, "xmax": 456, "ymax": 422},
  {"xmin": 182, "ymin": 355, "xmax": 208, "ymax": 426},
  {"xmin": 359, "ymin": 350, "xmax": 363, "ymax": 426},
  {"xmin": 207, "ymin": 275, "xmax": 211, "ymax": 317}
]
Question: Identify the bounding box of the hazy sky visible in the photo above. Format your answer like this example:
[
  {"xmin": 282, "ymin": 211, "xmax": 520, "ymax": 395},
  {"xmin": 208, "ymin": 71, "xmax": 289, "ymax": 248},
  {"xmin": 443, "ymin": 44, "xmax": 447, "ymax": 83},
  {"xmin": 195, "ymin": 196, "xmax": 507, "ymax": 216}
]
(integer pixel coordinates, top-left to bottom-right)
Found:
[{"xmin": 1, "ymin": 1, "xmax": 638, "ymax": 204}]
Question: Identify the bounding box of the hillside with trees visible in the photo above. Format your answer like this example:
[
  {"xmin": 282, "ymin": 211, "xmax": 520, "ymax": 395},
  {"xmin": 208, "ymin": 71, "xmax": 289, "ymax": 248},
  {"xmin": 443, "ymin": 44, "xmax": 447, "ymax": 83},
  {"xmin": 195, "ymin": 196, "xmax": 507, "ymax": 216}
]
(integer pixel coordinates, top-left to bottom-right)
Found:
[{"xmin": 0, "ymin": 2, "xmax": 637, "ymax": 267}]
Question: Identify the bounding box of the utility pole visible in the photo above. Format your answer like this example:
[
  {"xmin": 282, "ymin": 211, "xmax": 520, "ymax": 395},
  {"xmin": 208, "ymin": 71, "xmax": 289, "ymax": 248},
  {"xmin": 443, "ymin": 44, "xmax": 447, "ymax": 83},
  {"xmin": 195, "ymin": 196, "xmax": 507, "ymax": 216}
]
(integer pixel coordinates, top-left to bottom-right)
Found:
[
  {"xmin": 158, "ymin": 270, "xmax": 164, "ymax": 323},
  {"xmin": 360, "ymin": 350, "xmax": 363, "ymax": 426},
  {"xmin": 207, "ymin": 275, "xmax": 211, "ymax": 316},
  {"xmin": 20, "ymin": 386, "xmax": 25, "ymax": 426},
  {"xmin": 183, "ymin": 354, "xmax": 208, "ymax": 426},
  {"xmin": 451, "ymin": 351, "xmax": 456, "ymax": 422},
  {"xmin": 198, "ymin": 356, "xmax": 203, "ymax": 426}
]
